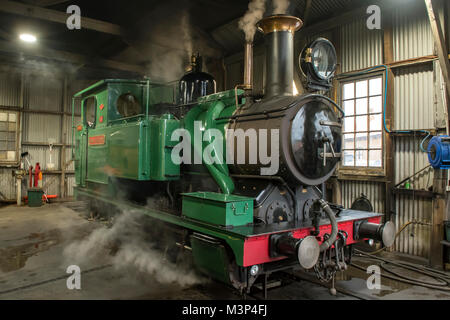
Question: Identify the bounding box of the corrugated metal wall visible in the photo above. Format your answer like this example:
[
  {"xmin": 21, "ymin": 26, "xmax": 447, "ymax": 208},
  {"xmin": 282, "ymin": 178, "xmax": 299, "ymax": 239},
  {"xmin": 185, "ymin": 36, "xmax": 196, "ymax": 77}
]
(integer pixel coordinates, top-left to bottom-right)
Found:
[
  {"xmin": 0, "ymin": 72, "xmax": 21, "ymax": 107},
  {"xmin": 0, "ymin": 70, "xmax": 21, "ymax": 200},
  {"xmin": 332, "ymin": 6, "xmax": 438, "ymax": 259},
  {"xmin": 340, "ymin": 18, "xmax": 383, "ymax": 73},
  {"xmin": 341, "ymin": 180, "xmax": 385, "ymax": 214},
  {"xmin": 338, "ymin": 7, "xmax": 436, "ymax": 258},
  {"xmin": 391, "ymin": 7, "xmax": 436, "ymax": 258},
  {"xmin": 0, "ymin": 66, "xmax": 95, "ymax": 201},
  {"xmin": 393, "ymin": 8, "xmax": 434, "ymax": 61}
]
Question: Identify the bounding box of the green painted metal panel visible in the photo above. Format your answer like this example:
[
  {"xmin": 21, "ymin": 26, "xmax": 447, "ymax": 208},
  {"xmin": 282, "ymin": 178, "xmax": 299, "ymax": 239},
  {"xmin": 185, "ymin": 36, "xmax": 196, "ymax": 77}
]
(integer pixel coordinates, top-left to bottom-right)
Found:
[
  {"xmin": 182, "ymin": 192, "xmax": 253, "ymax": 227},
  {"xmin": 105, "ymin": 119, "xmax": 148, "ymax": 181},
  {"xmin": 149, "ymin": 115, "xmax": 180, "ymax": 181},
  {"xmin": 28, "ymin": 188, "xmax": 44, "ymax": 207},
  {"xmin": 95, "ymin": 90, "xmax": 108, "ymax": 129},
  {"xmin": 86, "ymin": 130, "xmax": 109, "ymax": 184},
  {"xmin": 190, "ymin": 235, "xmax": 231, "ymax": 284}
]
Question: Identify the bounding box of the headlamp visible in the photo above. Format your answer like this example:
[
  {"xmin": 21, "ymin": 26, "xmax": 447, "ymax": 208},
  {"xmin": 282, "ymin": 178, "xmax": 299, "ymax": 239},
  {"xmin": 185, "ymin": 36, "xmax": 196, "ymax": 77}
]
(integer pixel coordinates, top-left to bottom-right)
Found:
[{"xmin": 299, "ymin": 38, "xmax": 337, "ymax": 91}]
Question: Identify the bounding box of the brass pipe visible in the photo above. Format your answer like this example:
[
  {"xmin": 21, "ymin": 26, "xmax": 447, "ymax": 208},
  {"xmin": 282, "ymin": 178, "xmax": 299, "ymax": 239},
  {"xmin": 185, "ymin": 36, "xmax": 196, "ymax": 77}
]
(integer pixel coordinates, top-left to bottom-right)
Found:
[{"xmin": 243, "ymin": 42, "xmax": 253, "ymax": 91}]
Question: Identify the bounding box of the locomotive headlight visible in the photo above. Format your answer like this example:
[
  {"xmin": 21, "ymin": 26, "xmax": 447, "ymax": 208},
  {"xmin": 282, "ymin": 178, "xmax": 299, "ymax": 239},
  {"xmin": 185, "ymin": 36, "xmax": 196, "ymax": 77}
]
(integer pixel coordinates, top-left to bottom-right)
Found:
[
  {"xmin": 299, "ymin": 38, "xmax": 337, "ymax": 90},
  {"xmin": 250, "ymin": 265, "xmax": 259, "ymax": 276}
]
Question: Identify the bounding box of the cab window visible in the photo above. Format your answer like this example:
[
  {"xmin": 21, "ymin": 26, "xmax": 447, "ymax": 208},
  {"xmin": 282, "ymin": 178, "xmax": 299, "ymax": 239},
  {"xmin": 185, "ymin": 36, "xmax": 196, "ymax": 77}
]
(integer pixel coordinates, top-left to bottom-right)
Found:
[
  {"xmin": 84, "ymin": 96, "xmax": 96, "ymax": 128},
  {"xmin": 117, "ymin": 93, "xmax": 142, "ymax": 118}
]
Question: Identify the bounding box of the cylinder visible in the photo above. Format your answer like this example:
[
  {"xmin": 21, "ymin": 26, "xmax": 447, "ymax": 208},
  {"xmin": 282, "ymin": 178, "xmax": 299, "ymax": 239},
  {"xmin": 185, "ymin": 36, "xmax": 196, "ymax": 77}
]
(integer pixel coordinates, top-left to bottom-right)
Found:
[
  {"xmin": 243, "ymin": 42, "xmax": 253, "ymax": 90},
  {"xmin": 257, "ymin": 15, "xmax": 303, "ymax": 99}
]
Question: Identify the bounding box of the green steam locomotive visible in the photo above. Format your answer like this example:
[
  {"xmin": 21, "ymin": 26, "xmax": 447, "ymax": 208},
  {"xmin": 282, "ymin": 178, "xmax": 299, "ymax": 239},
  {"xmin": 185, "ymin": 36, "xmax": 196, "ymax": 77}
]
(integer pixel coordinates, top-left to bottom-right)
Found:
[{"xmin": 72, "ymin": 15, "xmax": 394, "ymax": 295}]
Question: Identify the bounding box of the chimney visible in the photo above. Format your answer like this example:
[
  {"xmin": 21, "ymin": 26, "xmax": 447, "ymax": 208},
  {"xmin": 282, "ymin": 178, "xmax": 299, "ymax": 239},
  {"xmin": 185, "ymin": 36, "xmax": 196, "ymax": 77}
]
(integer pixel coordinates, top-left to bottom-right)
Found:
[{"xmin": 257, "ymin": 15, "xmax": 303, "ymax": 99}]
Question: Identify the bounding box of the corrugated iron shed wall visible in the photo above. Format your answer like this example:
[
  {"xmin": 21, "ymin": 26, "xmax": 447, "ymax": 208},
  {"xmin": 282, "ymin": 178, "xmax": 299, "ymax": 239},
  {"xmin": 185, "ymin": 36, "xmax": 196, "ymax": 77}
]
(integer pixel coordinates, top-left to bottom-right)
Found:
[
  {"xmin": 341, "ymin": 18, "xmax": 383, "ymax": 73},
  {"xmin": 0, "ymin": 66, "xmax": 95, "ymax": 200},
  {"xmin": 339, "ymin": 6, "xmax": 441, "ymax": 259}
]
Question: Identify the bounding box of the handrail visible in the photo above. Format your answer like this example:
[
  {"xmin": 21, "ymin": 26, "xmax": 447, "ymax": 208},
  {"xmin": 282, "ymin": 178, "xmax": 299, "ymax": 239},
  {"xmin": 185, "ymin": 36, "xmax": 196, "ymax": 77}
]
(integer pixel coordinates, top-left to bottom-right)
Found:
[
  {"xmin": 71, "ymin": 97, "xmax": 76, "ymax": 160},
  {"xmin": 109, "ymin": 114, "xmax": 145, "ymax": 124}
]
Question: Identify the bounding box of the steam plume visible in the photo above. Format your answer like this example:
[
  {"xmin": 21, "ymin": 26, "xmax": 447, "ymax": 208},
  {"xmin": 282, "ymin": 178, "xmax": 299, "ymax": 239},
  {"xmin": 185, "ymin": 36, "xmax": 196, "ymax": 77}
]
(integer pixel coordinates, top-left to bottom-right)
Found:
[
  {"xmin": 63, "ymin": 210, "xmax": 203, "ymax": 287},
  {"xmin": 111, "ymin": 0, "xmax": 220, "ymax": 82},
  {"xmin": 273, "ymin": 0, "xmax": 290, "ymax": 15},
  {"xmin": 239, "ymin": 0, "xmax": 266, "ymax": 42},
  {"xmin": 181, "ymin": 12, "xmax": 194, "ymax": 60}
]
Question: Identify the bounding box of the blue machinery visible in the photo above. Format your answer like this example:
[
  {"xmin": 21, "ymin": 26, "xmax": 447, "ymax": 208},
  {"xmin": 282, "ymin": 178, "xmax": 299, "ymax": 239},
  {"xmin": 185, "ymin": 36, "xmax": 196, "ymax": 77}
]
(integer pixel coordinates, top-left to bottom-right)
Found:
[{"xmin": 428, "ymin": 136, "xmax": 450, "ymax": 169}]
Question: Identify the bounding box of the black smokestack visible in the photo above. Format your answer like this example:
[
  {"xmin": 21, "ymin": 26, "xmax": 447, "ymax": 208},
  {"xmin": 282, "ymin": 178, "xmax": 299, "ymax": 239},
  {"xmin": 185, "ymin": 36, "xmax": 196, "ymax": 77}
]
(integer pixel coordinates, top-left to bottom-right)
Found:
[{"xmin": 257, "ymin": 15, "xmax": 302, "ymax": 98}]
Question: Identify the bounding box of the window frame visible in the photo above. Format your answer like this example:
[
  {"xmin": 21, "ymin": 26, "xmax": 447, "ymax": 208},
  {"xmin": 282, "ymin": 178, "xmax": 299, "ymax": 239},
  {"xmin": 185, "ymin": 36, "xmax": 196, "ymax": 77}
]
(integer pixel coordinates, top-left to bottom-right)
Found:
[
  {"xmin": 0, "ymin": 110, "xmax": 20, "ymax": 166},
  {"xmin": 83, "ymin": 96, "xmax": 97, "ymax": 129},
  {"xmin": 116, "ymin": 93, "xmax": 143, "ymax": 119},
  {"xmin": 338, "ymin": 71, "xmax": 386, "ymax": 177}
]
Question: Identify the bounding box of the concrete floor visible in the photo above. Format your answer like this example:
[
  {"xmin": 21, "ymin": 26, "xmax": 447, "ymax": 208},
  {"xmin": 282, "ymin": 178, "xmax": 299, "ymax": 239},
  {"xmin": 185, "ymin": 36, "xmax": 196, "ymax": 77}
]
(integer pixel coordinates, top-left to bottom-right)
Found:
[{"xmin": 0, "ymin": 202, "xmax": 449, "ymax": 300}]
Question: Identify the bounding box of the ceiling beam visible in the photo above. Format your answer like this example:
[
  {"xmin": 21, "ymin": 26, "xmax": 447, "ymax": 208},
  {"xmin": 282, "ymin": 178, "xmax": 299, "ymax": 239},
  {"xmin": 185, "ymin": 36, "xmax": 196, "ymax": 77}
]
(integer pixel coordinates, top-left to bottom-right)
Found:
[
  {"xmin": 425, "ymin": 0, "xmax": 450, "ymax": 99},
  {"xmin": 21, "ymin": 0, "xmax": 71, "ymax": 7},
  {"xmin": 0, "ymin": 39, "xmax": 143, "ymax": 74},
  {"xmin": 0, "ymin": 0, "xmax": 125, "ymax": 36},
  {"xmin": 298, "ymin": 6, "xmax": 368, "ymax": 37}
]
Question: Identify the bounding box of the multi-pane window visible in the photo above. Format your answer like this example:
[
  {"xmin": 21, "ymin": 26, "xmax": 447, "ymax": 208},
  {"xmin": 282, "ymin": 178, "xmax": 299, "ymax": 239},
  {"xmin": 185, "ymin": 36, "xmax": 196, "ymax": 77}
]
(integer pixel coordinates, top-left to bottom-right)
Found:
[
  {"xmin": 341, "ymin": 77, "xmax": 383, "ymax": 168},
  {"xmin": 0, "ymin": 111, "xmax": 18, "ymax": 163}
]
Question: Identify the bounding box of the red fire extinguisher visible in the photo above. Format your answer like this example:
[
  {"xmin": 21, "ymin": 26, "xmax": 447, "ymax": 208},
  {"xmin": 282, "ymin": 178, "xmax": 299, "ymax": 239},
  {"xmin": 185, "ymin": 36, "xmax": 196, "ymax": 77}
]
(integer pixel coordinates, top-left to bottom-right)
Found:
[{"xmin": 34, "ymin": 163, "xmax": 41, "ymax": 188}]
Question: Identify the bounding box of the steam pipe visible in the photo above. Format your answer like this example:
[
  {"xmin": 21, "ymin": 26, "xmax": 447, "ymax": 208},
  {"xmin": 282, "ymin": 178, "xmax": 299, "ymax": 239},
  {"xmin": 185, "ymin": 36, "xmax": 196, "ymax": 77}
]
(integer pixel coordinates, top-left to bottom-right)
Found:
[
  {"xmin": 243, "ymin": 42, "xmax": 253, "ymax": 91},
  {"xmin": 318, "ymin": 199, "xmax": 338, "ymax": 252}
]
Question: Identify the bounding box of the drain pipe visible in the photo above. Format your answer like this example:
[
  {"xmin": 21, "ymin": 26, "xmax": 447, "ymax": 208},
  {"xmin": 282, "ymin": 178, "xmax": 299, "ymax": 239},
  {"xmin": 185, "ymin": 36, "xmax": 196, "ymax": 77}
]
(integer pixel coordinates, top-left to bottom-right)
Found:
[{"xmin": 318, "ymin": 199, "xmax": 338, "ymax": 252}]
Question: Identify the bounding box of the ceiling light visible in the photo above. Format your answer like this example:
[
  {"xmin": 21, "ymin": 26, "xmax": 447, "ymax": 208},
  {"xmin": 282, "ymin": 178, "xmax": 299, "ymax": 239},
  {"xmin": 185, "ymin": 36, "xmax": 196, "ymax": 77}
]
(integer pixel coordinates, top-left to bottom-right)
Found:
[{"xmin": 19, "ymin": 34, "xmax": 37, "ymax": 43}]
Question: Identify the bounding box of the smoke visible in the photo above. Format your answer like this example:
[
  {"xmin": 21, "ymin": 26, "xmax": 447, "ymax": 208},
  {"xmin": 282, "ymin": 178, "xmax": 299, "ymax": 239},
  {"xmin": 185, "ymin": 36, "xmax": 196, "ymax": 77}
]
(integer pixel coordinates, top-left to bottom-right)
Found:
[
  {"xmin": 181, "ymin": 12, "xmax": 193, "ymax": 61},
  {"xmin": 272, "ymin": 0, "xmax": 290, "ymax": 15},
  {"xmin": 63, "ymin": 209, "xmax": 203, "ymax": 287},
  {"xmin": 239, "ymin": 0, "xmax": 266, "ymax": 42},
  {"xmin": 112, "ymin": 0, "xmax": 220, "ymax": 82}
]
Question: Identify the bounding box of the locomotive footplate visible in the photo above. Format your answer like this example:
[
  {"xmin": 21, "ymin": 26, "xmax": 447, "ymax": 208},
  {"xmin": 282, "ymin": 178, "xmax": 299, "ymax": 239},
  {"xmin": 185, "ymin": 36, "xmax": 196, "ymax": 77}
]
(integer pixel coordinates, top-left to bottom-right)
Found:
[{"xmin": 76, "ymin": 186, "xmax": 383, "ymax": 268}]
